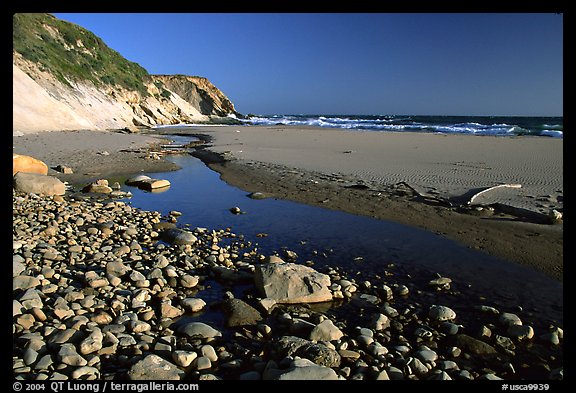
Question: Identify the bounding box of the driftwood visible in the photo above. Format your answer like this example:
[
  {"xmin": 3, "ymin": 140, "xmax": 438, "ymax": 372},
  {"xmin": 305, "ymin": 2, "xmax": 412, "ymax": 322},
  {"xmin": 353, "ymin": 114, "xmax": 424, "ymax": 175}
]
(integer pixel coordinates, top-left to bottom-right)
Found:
[{"xmin": 466, "ymin": 184, "xmax": 522, "ymax": 205}]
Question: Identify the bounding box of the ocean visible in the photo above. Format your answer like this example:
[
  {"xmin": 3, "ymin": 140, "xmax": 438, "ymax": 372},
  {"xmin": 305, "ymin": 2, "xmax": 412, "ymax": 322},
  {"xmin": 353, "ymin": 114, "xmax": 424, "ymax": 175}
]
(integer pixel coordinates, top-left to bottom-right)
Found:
[{"xmin": 236, "ymin": 114, "xmax": 563, "ymax": 138}]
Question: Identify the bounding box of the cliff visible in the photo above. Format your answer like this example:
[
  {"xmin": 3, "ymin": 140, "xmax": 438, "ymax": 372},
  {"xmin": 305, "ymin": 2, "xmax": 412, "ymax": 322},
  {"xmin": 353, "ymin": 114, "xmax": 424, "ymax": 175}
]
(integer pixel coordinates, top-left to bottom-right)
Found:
[
  {"xmin": 12, "ymin": 13, "xmax": 239, "ymax": 135},
  {"xmin": 153, "ymin": 75, "xmax": 237, "ymax": 117}
]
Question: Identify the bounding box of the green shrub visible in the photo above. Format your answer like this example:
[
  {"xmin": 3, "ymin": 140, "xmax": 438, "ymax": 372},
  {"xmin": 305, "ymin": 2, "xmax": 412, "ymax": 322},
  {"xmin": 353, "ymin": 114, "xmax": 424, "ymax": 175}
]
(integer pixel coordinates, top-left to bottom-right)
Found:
[{"xmin": 13, "ymin": 13, "xmax": 150, "ymax": 96}]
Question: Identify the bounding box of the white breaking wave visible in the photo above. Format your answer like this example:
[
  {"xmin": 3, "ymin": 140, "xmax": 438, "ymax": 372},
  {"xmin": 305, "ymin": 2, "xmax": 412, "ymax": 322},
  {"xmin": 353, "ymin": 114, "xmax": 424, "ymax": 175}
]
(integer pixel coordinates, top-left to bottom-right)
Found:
[
  {"xmin": 540, "ymin": 130, "xmax": 563, "ymax": 138},
  {"xmin": 239, "ymin": 115, "xmax": 561, "ymax": 138}
]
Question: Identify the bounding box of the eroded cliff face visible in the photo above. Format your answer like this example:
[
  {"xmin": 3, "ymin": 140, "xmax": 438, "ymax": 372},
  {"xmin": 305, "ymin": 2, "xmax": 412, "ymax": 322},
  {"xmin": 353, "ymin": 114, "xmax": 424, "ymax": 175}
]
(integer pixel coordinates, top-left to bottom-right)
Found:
[
  {"xmin": 13, "ymin": 56, "xmax": 238, "ymax": 134},
  {"xmin": 153, "ymin": 75, "xmax": 237, "ymax": 117},
  {"xmin": 12, "ymin": 13, "xmax": 239, "ymax": 134}
]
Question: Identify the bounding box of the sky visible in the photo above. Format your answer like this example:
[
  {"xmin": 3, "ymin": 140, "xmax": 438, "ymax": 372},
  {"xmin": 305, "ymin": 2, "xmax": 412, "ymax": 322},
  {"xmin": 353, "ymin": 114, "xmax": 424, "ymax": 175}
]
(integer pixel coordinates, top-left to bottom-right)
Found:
[{"xmin": 52, "ymin": 13, "xmax": 563, "ymax": 117}]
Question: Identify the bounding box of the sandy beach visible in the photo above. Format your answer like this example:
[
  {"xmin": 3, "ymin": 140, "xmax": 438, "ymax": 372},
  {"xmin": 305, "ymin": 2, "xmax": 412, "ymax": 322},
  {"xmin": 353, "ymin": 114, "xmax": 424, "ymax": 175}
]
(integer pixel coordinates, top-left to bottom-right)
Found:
[
  {"xmin": 185, "ymin": 125, "xmax": 563, "ymax": 281},
  {"xmin": 13, "ymin": 126, "xmax": 563, "ymax": 281}
]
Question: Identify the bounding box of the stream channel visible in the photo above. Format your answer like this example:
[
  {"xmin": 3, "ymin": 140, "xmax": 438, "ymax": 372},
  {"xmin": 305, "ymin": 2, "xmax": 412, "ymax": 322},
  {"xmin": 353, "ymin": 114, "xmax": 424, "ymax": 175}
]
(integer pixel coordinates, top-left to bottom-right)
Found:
[{"xmin": 117, "ymin": 133, "xmax": 563, "ymax": 329}]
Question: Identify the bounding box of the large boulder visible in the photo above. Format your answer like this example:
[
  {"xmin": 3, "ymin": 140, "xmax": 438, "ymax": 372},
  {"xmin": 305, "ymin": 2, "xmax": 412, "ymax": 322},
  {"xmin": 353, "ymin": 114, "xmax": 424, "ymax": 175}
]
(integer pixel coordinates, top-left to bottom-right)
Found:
[
  {"xmin": 254, "ymin": 262, "xmax": 332, "ymax": 304},
  {"xmin": 13, "ymin": 172, "xmax": 66, "ymax": 196},
  {"xmin": 13, "ymin": 154, "xmax": 48, "ymax": 175}
]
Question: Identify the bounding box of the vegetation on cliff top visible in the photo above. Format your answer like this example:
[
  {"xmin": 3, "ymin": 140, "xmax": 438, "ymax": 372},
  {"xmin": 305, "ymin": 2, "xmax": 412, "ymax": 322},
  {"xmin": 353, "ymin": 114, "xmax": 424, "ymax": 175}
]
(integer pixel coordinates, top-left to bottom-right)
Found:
[{"xmin": 13, "ymin": 13, "xmax": 150, "ymax": 95}]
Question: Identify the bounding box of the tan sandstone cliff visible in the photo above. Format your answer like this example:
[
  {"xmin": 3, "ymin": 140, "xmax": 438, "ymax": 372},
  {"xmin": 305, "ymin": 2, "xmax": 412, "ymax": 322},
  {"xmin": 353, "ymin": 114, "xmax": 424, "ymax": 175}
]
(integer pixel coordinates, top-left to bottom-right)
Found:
[
  {"xmin": 13, "ymin": 55, "xmax": 238, "ymax": 135},
  {"xmin": 13, "ymin": 14, "xmax": 239, "ymax": 135}
]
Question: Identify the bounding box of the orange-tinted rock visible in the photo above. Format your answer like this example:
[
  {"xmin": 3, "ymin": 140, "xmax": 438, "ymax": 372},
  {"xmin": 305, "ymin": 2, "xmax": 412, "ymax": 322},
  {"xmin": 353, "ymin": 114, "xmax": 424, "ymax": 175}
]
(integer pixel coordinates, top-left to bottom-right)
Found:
[{"xmin": 13, "ymin": 154, "xmax": 48, "ymax": 176}]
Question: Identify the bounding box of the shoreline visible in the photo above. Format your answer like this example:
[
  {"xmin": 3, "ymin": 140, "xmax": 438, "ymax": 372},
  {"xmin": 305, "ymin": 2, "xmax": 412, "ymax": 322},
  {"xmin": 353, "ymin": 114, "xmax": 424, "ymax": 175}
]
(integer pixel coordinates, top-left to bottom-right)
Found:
[
  {"xmin": 13, "ymin": 127, "xmax": 563, "ymax": 281},
  {"xmin": 185, "ymin": 126, "xmax": 563, "ymax": 282},
  {"xmin": 12, "ymin": 129, "xmax": 182, "ymax": 185}
]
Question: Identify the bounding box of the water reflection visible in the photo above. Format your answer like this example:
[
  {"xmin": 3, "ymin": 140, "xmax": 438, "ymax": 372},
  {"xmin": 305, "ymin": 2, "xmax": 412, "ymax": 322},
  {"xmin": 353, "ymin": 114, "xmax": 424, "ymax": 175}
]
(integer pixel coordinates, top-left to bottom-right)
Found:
[{"xmin": 122, "ymin": 135, "xmax": 562, "ymax": 324}]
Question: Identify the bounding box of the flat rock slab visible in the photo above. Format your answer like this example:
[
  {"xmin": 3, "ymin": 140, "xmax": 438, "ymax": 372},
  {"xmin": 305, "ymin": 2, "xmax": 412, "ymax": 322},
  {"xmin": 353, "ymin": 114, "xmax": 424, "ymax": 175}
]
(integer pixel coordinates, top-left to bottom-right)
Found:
[
  {"xmin": 125, "ymin": 175, "xmax": 170, "ymax": 191},
  {"xmin": 254, "ymin": 262, "xmax": 332, "ymax": 304}
]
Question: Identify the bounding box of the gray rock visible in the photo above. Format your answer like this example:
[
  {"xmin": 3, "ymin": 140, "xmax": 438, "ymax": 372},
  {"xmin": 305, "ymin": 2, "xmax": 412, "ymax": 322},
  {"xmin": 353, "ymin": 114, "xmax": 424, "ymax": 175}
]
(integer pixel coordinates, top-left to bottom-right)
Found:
[
  {"xmin": 428, "ymin": 305, "xmax": 457, "ymax": 322},
  {"xmin": 415, "ymin": 348, "xmax": 438, "ymax": 363},
  {"xmin": 499, "ymin": 312, "xmax": 522, "ymax": 326},
  {"xmin": 162, "ymin": 228, "xmax": 198, "ymax": 245},
  {"xmin": 33, "ymin": 355, "xmax": 53, "ymax": 371},
  {"xmin": 406, "ymin": 356, "xmax": 429, "ymax": 376},
  {"xmin": 454, "ymin": 334, "xmax": 498, "ymax": 356},
  {"xmin": 439, "ymin": 322, "xmax": 460, "ymax": 335},
  {"xmin": 296, "ymin": 342, "xmax": 342, "ymax": 367},
  {"xmin": 13, "ymin": 172, "xmax": 66, "ymax": 196},
  {"xmin": 71, "ymin": 366, "xmax": 100, "ymax": 379},
  {"xmin": 275, "ymin": 358, "xmax": 339, "ymax": 380},
  {"xmin": 13, "ymin": 300, "xmax": 25, "ymax": 317},
  {"xmin": 181, "ymin": 298, "xmax": 206, "ymax": 313},
  {"xmin": 13, "ymin": 255, "xmax": 26, "ymax": 277},
  {"xmin": 201, "ymin": 345, "xmax": 218, "ymax": 362},
  {"xmin": 309, "ymin": 319, "xmax": 344, "ymax": 342},
  {"xmin": 223, "ymin": 298, "xmax": 262, "ymax": 327},
  {"xmin": 13, "ymin": 275, "xmax": 41, "ymax": 291},
  {"xmin": 540, "ymin": 332, "xmax": 560, "ymax": 346},
  {"xmin": 128, "ymin": 354, "xmax": 184, "ymax": 380},
  {"xmin": 274, "ymin": 336, "xmax": 311, "ymax": 357},
  {"xmin": 180, "ymin": 274, "xmax": 199, "ymax": 288},
  {"xmin": 125, "ymin": 175, "xmax": 152, "ymax": 185},
  {"xmin": 428, "ymin": 370, "xmax": 452, "ymax": 380},
  {"xmin": 106, "ymin": 260, "xmax": 131, "ymax": 277},
  {"xmin": 57, "ymin": 343, "xmax": 87, "ymax": 366},
  {"xmin": 257, "ymin": 298, "xmax": 277, "ymax": 314},
  {"xmin": 172, "ymin": 350, "xmax": 197, "ymax": 367},
  {"xmin": 248, "ymin": 192, "xmax": 269, "ymax": 200},
  {"xmin": 507, "ymin": 324, "xmax": 534, "ymax": 340},
  {"xmin": 254, "ymin": 262, "xmax": 332, "ymax": 304},
  {"xmin": 79, "ymin": 328, "xmax": 103, "ymax": 355},
  {"xmin": 18, "ymin": 289, "xmax": 43, "ymax": 309},
  {"xmin": 194, "ymin": 356, "xmax": 212, "ymax": 370},
  {"xmin": 23, "ymin": 348, "xmax": 38, "ymax": 366},
  {"xmin": 178, "ymin": 322, "xmax": 222, "ymax": 339}
]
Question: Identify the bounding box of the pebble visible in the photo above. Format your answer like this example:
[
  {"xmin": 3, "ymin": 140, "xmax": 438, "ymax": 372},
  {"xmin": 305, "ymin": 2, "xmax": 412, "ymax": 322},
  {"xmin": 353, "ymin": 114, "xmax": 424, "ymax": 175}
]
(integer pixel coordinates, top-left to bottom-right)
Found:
[
  {"xmin": 172, "ymin": 350, "xmax": 197, "ymax": 367},
  {"xmin": 309, "ymin": 319, "xmax": 344, "ymax": 341},
  {"xmin": 181, "ymin": 298, "xmax": 207, "ymax": 313},
  {"xmin": 11, "ymin": 189, "xmax": 562, "ymax": 381},
  {"xmin": 499, "ymin": 312, "xmax": 523, "ymax": 326},
  {"xmin": 428, "ymin": 305, "xmax": 457, "ymax": 322},
  {"xmin": 195, "ymin": 356, "xmax": 212, "ymax": 370}
]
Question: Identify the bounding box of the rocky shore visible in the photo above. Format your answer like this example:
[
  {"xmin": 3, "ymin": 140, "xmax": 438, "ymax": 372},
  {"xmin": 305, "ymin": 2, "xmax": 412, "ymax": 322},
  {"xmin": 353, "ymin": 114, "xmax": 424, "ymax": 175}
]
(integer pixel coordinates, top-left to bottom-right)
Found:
[{"xmin": 13, "ymin": 189, "xmax": 563, "ymax": 381}]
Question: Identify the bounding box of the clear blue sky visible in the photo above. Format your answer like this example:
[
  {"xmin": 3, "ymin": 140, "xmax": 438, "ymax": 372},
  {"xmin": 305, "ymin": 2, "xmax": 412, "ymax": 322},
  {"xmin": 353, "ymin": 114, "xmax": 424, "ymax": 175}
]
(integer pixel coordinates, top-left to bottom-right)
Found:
[{"xmin": 53, "ymin": 13, "xmax": 563, "ymax": 117}]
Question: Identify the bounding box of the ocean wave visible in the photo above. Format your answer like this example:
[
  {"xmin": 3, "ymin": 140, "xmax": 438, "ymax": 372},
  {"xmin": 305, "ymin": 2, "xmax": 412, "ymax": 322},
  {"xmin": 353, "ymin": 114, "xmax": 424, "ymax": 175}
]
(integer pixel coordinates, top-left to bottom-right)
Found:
[
  {"xmin": 540, "ymin": 130, "xmax": 563, "ymax": 138},
  {"xmin": 542, "ymin": 124, "xmax": 563, "ymax": 129},
  {"xmin": 241, "ymin": 115, "xmax": 562, "ymax": 138}
]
